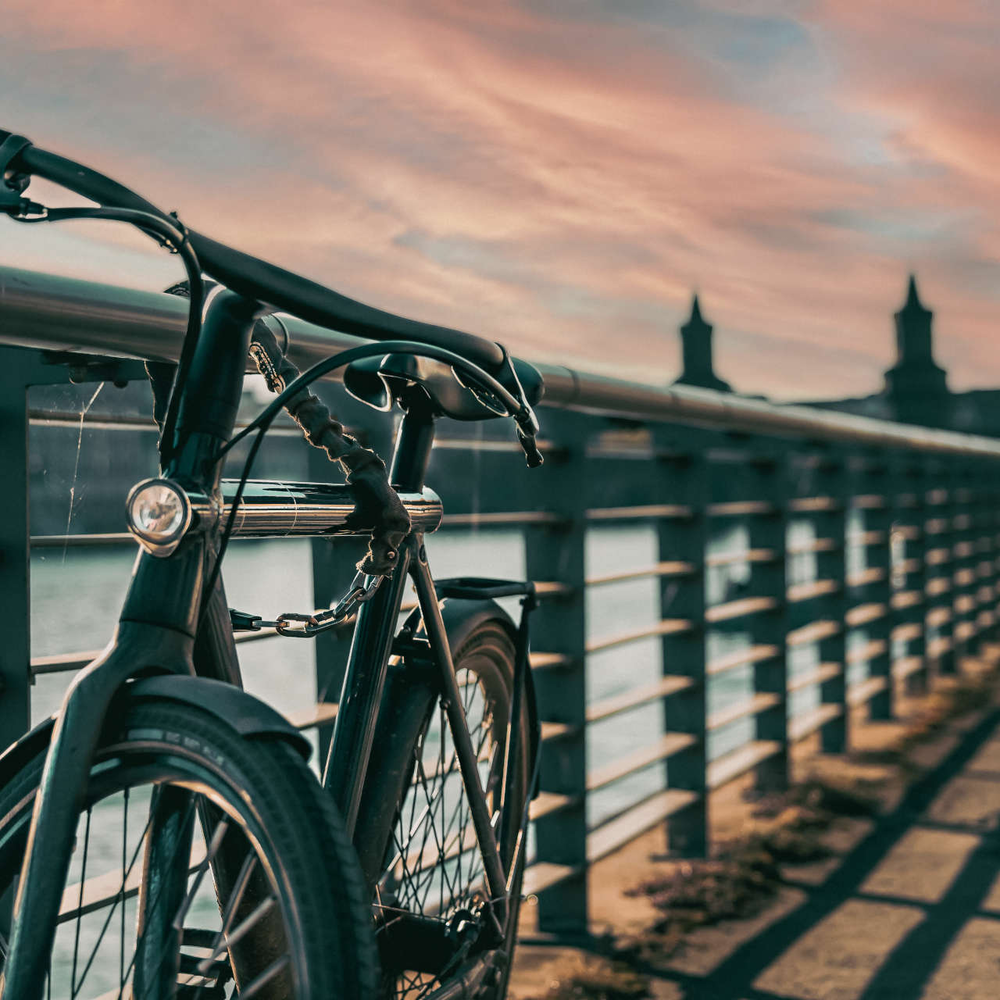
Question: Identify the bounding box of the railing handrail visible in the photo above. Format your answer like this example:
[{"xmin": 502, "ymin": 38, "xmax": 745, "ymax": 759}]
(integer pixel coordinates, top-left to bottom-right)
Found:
[{"xmin": 4, "ymin": 265, "xmax": 1000, "ymax": 457}]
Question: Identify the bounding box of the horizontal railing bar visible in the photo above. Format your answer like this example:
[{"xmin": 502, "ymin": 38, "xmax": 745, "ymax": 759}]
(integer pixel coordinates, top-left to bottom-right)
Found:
[
  {"xmin": 586, "ymin": 789, "xmax": 700, "ymax": 864},
  {"xmin": 928, "ymin": 607, "xmax": 953, "ymax": 627},
  {"xmin": 846, "ymin": 602, "xmax": 888, "ymax": 627},
  {"xmin": 707, "ymin": 740, "xmax": 783, "ymax": 790},
  {"xmin": 787, "ymin": 579, "xmax": 839, "ymax": 603},
  {"xmin": 440, "ymin": 511, "xmax": 563, "ymax": 527},
  {"xmin": 586, "ymin": 504, "xmax": 693, "ymax": 522},
  {"xmin": 846, "ymin": 638, "xmax": 888, "ymax": 664},
  {"xmin": 704, "ymin": 595, "xmax": 779, "ymax": 624},
  {"xmin": 787, "ymin": 619, "xmax": 841, "ymax": 646},
  {"xmin": 847, "ymin": 530, "xmax": 887, "ymax": 547},
  {"xmin": 894, "ymin": 655, "xmax": 925, "ymax": 680},
  {"xmin": 893, "ymin": 622, "xmax": 923, "ymax": 643},
  {"xmin": 787, "ymin": 662, "xmax": 842, "ymax": 694},
  {"xmin": 707, "ymin": 692, "xmax": 781, "ymax": 731},
  {"xmin": 286, "ymin": 702, "xmax": 339, "ymax": 731},
  {"xmin": 530, "ymin": 791, "xmax": 577, "ymax": 822},
  {"xmin": 11, "ymin": 265, "xmax": 1000, "ymax": 456},
  {"xmin": 529, "ymin": 652, "xmax": 574, "ymax": 670},
  {"xmin": 848, "ymin": 675, "xmax": 889, "ymax": 707},
  {"xmin": 586, "ymin": 675, "xmax": 696, "ymax": 724},
  {"xmin": 587, "ymin": 733, "xmax": 698, "ymax": 791},
  {"xmin": 787, "ymin": 538, "xmax": 839, "ymax": 555},
  {"xmin": 853, "ymin": 495, "xmax": 887, "ymax": 509},
  {"xmin": 707, "ymin": 501, "xmax": 775, "ymax": 517},
  {"xmin": 29, "ymin": 409, "xmax": 304, "ymax": 437},
  {"xmin": 847, "ymin": 567, "xmax": 886, "ymax": 587},
  {"xmin": 788, "ymin": 496, "xmax": 839, "ymax": 512},
  {"xmin": 432, "ymin": 437, "xmax": 551, "ymax": 453},
  {"xmin": 587, "ymin": 561, "xmax": 696, "ymax": 586},
  {"xmin": 31, "ymin": 649, "xmax": 101, "ymax": 675},
  {"xmin": 31, "ymin": 532, "xmax": 134, "ymax": 547},
  {"xmin": 705, "ymin": 548, "xmax": 778, "ymax": 567},
  {"xmin": 706, "ymin": 643, "xmax": 780, "ymax": 676},
  {"xmin": 522, "ymin": 861, "xmax": 579, "ymax": 897},
  {"xmin": 33, "ymin": 630, "xmax": 288, "ymax": 675},
  {"xmin": 891, "ymin": 590, "xmax": 924, "ymax": 610},
  {"xmin": 540, "ymin": 721, "xmax": 577, "ymax": 742},
  {"xmin": 789, "ymin": 703, "xmax": 843, "ymax": 743},
  {"xmin": 234, "ymin": 628, "xmax": 284, "ymax": 644},
  {"xmin": 587, "ymin": 618, "xmax": 695, "ymax": 654}
]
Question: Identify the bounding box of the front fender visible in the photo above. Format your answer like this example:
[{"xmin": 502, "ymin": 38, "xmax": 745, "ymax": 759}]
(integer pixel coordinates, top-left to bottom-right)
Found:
[
  {"xmin": 124, "ymin": 675, "xmax": 312, "ymax": 759},
  {"xmin": 0, "ymin": 675, "xmax": 311, "ymax": 790}
]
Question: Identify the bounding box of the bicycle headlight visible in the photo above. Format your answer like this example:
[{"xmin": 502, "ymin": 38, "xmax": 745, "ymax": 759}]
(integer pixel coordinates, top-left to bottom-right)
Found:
[{"xmin": 126, "ymin": 478, "xmax": 192, "ymax": 557}]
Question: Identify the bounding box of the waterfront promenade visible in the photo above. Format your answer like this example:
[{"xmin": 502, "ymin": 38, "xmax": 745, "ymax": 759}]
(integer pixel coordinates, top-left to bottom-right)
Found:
[{"xmin": 511, "ymin": 652, "xmax": 1000, "ymax": 1000}]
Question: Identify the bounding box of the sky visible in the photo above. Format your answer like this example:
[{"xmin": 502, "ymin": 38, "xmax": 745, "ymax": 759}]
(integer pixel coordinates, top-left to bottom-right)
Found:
[{"xmin": 1, "ymin": 0, "xmax": 998, "ymax": 400}]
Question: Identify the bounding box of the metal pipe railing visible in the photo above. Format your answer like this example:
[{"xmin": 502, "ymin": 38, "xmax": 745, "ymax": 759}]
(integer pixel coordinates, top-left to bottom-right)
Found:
[{"xmin": 6, "ymin": 265, "xmax": 1000, "ymax": 457}]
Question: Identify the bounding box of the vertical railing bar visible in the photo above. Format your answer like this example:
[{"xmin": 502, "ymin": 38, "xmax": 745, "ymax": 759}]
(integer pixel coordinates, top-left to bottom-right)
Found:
[
  {"xmin": 524, "ymin": 409, "xmax": 589, "ymax": 934},
  {"xmin": 657, "ymin": 425, "xmax": 708, "ymax": 856}
]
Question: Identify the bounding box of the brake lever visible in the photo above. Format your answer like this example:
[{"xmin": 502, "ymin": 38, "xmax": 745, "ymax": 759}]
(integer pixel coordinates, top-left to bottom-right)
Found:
[
  {"xmin": 515, "ymin": 423, "xmax": 544, "ymax": 468},
  {"xmin": 496, "ymin": 345, "xmax": 544, "ymax": 468}
]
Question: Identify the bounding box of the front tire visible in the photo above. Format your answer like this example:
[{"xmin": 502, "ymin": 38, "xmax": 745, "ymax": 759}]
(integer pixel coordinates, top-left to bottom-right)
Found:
[{"xmin": 0, "ymin": 698, "xmax": 378, "ymax": 999}]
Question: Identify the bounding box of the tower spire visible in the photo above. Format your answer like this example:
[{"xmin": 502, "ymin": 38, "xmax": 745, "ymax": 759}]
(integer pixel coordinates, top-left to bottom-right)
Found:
[
  {"xmin": 673, "ymin": 293, "xmax": 731, "ymax": 393},
  {"xmin": 883, "ymin": 272, "xmax": 949, "ymax": 426}
]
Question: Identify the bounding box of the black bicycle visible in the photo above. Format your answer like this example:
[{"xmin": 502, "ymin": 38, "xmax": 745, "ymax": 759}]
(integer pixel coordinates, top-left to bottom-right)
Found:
[{"xmin": 0, "ymin": 132, "xmax": 545, "ymax": 1000}]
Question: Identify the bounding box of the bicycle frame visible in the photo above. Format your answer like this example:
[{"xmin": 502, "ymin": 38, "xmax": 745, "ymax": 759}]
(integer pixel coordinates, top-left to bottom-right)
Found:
[{"xmin": 2, "ymin": 289, "xmax": 521, "ymax": 996}]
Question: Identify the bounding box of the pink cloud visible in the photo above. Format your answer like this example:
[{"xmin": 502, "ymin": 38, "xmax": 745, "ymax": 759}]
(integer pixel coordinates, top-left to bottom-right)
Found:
[{"xmin": 1, "ymin": 0, "xmax": 998, "ymax": 400}]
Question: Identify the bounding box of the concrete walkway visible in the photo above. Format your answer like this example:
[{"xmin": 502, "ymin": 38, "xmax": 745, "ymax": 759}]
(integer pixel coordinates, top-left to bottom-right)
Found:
[{"xmin": 511, "ymin": 690, "xmax": 1000, "ymax": 999}]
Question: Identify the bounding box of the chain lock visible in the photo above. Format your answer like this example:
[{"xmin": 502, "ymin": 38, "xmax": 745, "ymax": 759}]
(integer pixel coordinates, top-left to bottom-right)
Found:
[{"xmin": 229, "ymin": 571, "xmax": 383, "ymax": 639}]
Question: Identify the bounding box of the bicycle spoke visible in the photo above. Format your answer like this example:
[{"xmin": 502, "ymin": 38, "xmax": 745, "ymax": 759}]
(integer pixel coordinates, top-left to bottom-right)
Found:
[
  {"xmin": 73, "ymin": 799, "xmax": 159, "ymax": 997},
  {"xmin": 70, "ymin": 806, "xmax": 93, "ymax": 993}
]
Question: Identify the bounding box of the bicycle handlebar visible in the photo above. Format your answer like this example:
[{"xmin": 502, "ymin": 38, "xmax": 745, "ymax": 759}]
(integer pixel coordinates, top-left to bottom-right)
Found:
[{"xmin": 1, "ymin": 130, "xmax": 508, "ymax": 374}]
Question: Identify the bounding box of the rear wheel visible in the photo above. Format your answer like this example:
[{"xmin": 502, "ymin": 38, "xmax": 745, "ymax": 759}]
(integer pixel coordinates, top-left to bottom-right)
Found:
[
  {"xmin": 0, "ymin": 699, "xmax": 378, "ymax": 999},
  {"xmin": 359, "ymin": 621, "xmax": 531, "ymax": 1000}
]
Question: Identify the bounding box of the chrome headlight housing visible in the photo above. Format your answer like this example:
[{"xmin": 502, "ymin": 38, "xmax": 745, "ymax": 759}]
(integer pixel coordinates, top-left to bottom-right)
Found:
[{"xmin": 125, "ymin": 478, "xmax": 192, "ymax": 557}]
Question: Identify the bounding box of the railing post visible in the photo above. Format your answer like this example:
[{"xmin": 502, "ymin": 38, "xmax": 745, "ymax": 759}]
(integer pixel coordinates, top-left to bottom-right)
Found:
[
  {"xmin": 889, "ymin": 453, "xmax": 930, "ymax": 696},
  {"xmin": 925, "ymin": 460, "xmax": 957, "ymax": 675},
  {"xmin": 856, "ymin": 450, "xmax": 894, "ymax": 720},
  {"xmin": 983, "ymin": 462, "xmax": 1000, "ymax": 643},
  {"xmin": 749, "ymin": 441, "xmax": 790, "ymax": 793},
  {"xmin": 0, "ymin": 348, "xmax": 34, "ymax": 753},
  {"xmin": 973, "ymin": 464, "xmax": 996, "ymax": 647},
  {"xmin": 951, "ymin": 462, "xmax": 976, "ymax": 663},
  {"xmin": 810, "ymin": 446, "xmax": 849, "ymax": 753},
  {"xmin": 523, "ymin": 408, "xmax": 589, "ymax": 936},
  {"xmin": 655, "ymin": 426, "xmax": 708, "ymax": 857}
]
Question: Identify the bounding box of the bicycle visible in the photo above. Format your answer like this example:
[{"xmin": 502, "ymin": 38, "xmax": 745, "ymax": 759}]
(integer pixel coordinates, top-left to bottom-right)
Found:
[{"xmin": 0, "ymin": 131, "xmax": 546, "ymax": 999}]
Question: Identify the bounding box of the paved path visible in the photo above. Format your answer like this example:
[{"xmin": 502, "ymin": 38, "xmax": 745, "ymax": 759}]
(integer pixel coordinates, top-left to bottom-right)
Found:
[{"xmin": 512, "ymin": 704, "xmax": 1000, "ymax": 1000}]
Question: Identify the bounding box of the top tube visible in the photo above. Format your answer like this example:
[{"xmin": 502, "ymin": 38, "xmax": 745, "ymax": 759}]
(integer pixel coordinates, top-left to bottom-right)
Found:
[{"xmin": 1, "ymin": 130, "xmax": 507, "ymax": 374}]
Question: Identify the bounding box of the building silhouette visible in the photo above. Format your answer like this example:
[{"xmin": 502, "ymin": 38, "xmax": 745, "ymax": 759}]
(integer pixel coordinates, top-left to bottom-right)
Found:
[{"xmin": 677, "ymin": 276, "xmax": 1000, "ymax": 438}]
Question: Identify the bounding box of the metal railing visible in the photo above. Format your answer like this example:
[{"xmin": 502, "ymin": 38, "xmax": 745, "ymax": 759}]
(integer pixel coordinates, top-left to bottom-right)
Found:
[{"xmin": 3, "ymin": 266, "xmax": 1000, "ymax": 935}]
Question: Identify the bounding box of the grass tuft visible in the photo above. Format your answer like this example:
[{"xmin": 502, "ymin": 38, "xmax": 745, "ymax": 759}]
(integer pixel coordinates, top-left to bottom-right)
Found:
[{"xmin": 527, "ymin": 958, "xmax": 651, "ymax": 999}]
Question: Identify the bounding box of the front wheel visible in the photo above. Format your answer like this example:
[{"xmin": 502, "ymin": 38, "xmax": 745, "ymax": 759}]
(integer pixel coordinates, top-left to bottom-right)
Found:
[{"xmin": 0, "ymin": 697, "xmax": 378, "ymax": 999}]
